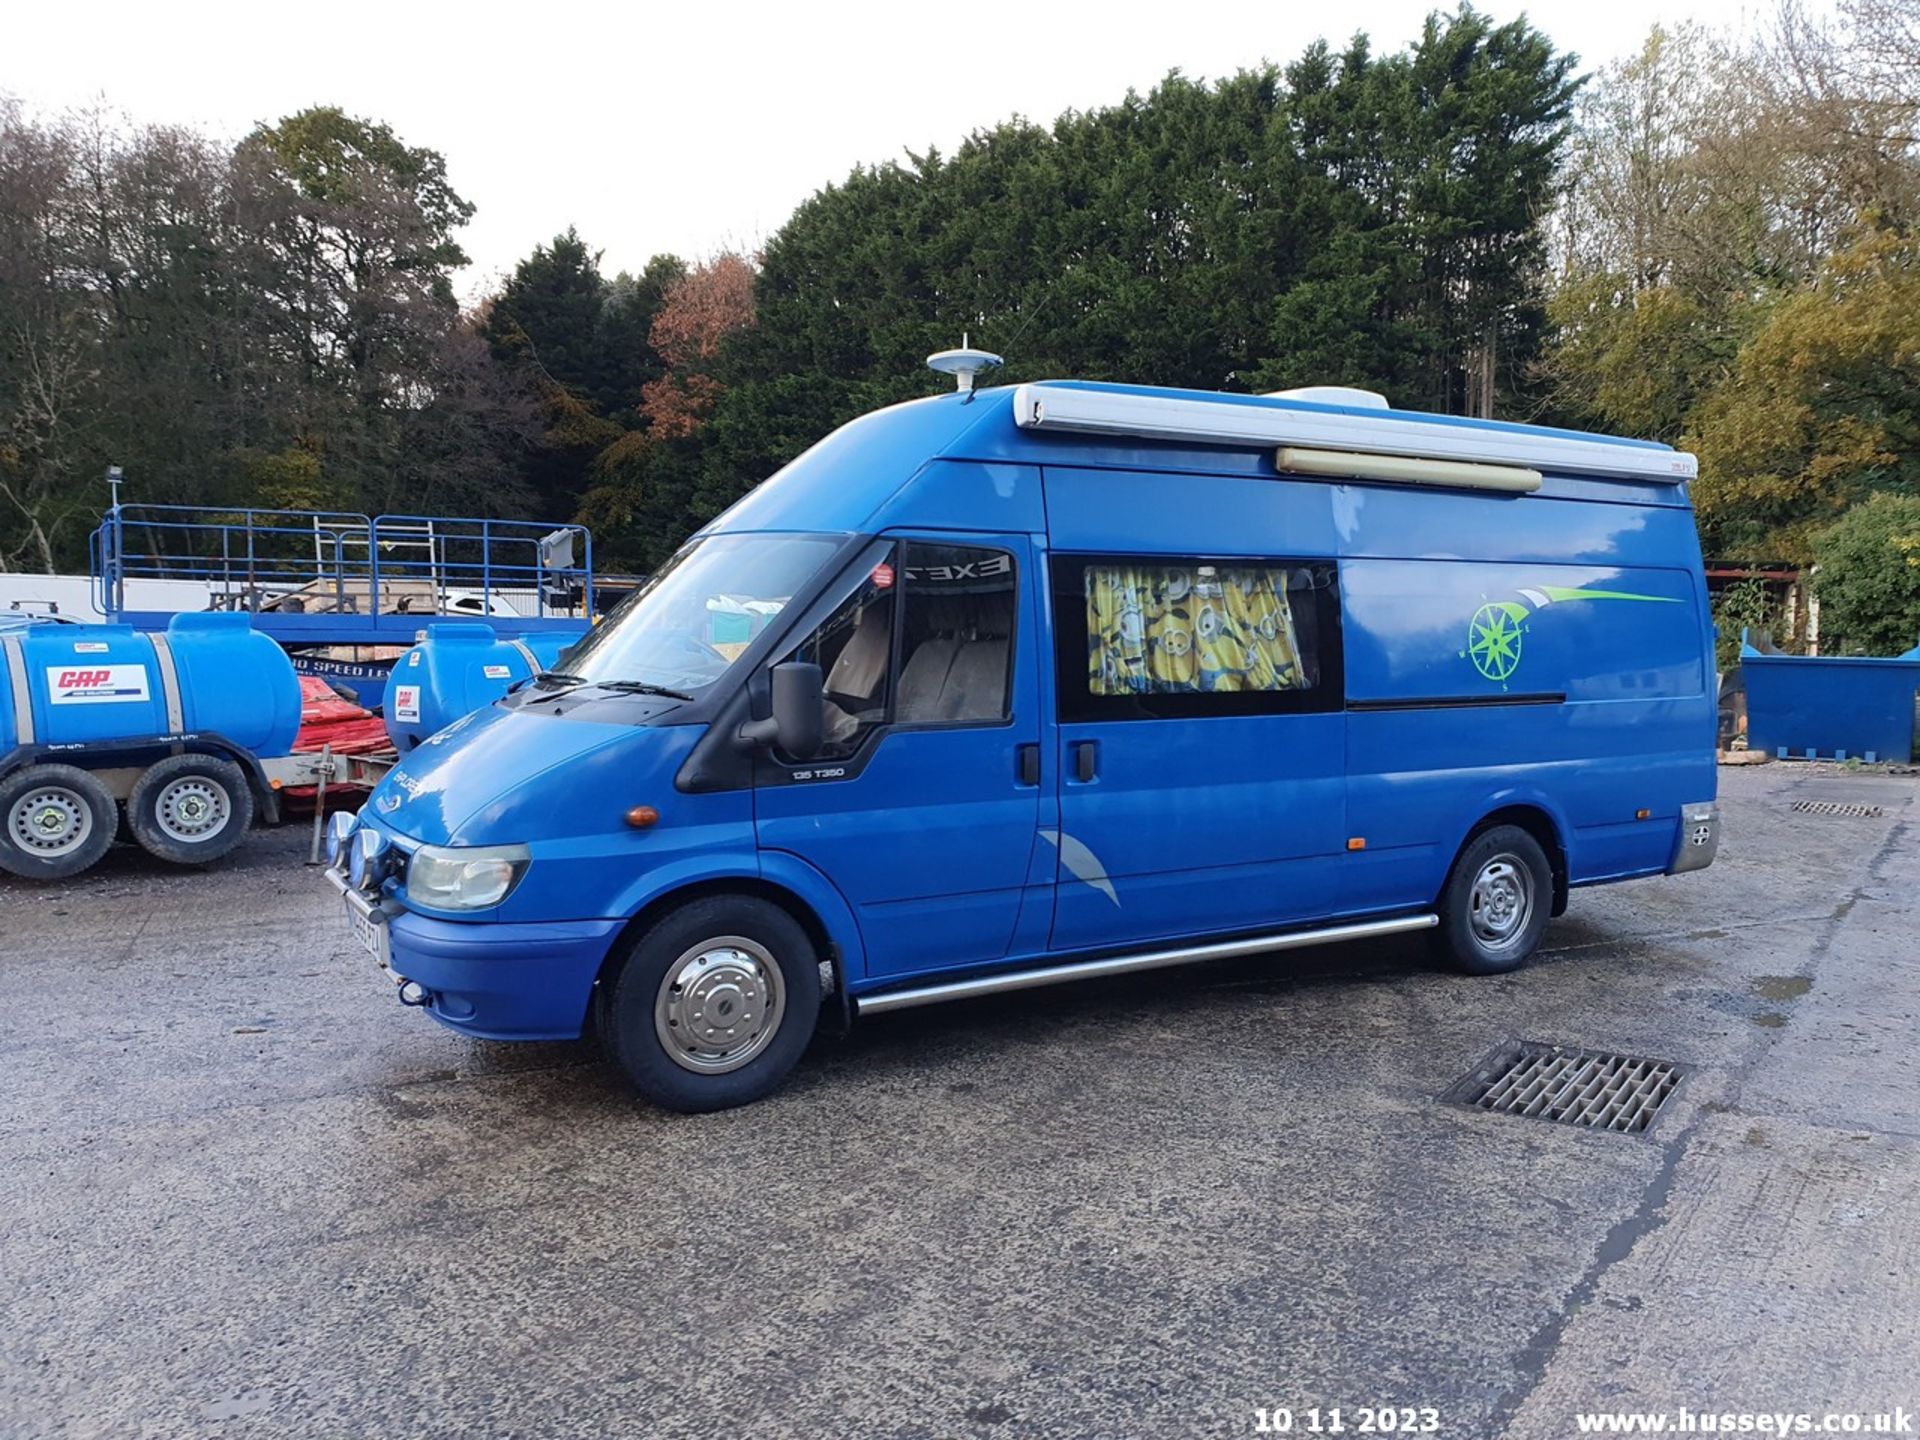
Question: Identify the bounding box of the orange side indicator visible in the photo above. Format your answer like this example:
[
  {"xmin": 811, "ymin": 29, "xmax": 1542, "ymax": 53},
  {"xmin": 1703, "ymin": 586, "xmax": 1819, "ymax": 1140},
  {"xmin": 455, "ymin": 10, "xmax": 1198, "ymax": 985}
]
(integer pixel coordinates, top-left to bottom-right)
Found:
[
  {"xmin": 1635, "ymin": 808, "xmax": 1651, "ymax": 820},
  {"xmin": 626, "ymin": 805, "xmax": 660, "ymax": 829},
  {"xmin": 1346, "ymin": 837, "xmax": 1367, "ymax": 851}
]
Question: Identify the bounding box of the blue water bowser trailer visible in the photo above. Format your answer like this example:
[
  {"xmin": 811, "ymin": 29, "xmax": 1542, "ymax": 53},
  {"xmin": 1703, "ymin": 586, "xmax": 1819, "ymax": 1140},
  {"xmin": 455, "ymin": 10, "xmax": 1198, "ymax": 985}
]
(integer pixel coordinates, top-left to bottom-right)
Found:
[
  {"xmin": 0, "ymin": 612, "xmax": 384, "ymax": 879},
  {"xmin": 383, "ymin": 623, "xmax": 586, "ymax": 752}
]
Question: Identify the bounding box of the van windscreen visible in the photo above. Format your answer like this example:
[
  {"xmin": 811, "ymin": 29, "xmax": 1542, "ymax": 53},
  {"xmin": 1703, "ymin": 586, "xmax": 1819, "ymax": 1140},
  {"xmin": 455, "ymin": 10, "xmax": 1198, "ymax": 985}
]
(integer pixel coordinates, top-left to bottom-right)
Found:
[{"xmin": 558, "ymin": 533, "xmax": 842, "ymax": 695}]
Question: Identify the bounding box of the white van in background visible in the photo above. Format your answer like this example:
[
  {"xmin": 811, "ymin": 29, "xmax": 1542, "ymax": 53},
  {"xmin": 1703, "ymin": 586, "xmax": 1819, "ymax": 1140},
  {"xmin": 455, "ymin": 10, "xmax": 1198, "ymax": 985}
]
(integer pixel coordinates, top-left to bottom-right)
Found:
[{"xmin": 0, "ymin": 574, "xmax": 217, "ymax": 623}]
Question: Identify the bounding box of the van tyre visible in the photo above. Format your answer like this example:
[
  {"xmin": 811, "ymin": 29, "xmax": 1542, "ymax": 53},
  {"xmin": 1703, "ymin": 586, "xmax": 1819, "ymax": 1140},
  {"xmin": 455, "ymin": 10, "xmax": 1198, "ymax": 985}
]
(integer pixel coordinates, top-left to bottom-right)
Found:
[
  {"xmin": 126, "ymin": 755, "xmax": 254, "ymax": 866},
  {"xmin": 1432, "ymin": 825, "xmax": 1553, "ymax": 975},
  {"xmin": 0, "ymin": 764, "xmax": 117, "ymax": 881},
  {"xmin": 604, "ymin": 895, "xmax": 822, "ymax": 1113}
]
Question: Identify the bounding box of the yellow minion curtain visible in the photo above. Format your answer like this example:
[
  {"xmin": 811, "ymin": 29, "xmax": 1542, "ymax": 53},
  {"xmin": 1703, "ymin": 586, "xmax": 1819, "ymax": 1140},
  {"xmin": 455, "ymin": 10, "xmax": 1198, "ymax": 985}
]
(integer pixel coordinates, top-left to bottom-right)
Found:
[{"xmin": 1086, "ymin": 564, "xmax": 1306, "ymax": 695}]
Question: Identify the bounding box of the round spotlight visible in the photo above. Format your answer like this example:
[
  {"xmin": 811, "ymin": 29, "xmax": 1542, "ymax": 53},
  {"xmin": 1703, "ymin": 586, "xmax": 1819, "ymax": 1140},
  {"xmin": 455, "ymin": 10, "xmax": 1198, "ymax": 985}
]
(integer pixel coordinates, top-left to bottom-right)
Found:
[
  {"xmin": 351, "ymin": 828, "xmax": 391, "ymax": 892},
  {"xmin": 327, "ymin": 811, "xmax": 357, "ymax": 869}
]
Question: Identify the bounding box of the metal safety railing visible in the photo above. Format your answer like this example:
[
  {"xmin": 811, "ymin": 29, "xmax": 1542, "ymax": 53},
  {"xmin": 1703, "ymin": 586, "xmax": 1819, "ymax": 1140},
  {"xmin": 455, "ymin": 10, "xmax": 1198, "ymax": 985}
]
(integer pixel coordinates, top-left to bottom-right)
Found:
[{"xmin": 90, "ymin": 505, "xmax": 595, "ymax": 626}]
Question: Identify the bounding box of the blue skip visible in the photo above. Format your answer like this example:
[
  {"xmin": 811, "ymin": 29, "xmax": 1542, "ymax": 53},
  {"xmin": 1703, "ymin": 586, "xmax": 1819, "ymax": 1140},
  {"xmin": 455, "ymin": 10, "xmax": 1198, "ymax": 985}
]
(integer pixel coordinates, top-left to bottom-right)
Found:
[{"xmin": 1744, "ymin": 629, "xmax": 1920, "ymax": 765}]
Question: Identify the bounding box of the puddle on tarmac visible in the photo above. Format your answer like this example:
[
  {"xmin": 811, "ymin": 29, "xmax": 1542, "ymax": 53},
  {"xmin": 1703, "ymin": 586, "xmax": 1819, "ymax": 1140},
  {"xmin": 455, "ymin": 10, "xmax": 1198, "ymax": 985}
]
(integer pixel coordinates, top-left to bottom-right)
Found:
[
  {"xmin": 1752, "ymin": 1011, "xmax": 1789, "ymax": 1029},
  {"xmin": 1752, "ymin": 974, "xmax": 1813, "ymax": 1002}
]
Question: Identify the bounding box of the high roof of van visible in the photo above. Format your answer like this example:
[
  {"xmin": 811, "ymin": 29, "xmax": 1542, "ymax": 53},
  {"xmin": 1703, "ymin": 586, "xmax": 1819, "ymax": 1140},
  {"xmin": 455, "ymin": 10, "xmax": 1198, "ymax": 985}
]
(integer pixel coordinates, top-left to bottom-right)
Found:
[{"xmin": 706, "ymin": 381, "xmax": 1696, "ymax": 538}]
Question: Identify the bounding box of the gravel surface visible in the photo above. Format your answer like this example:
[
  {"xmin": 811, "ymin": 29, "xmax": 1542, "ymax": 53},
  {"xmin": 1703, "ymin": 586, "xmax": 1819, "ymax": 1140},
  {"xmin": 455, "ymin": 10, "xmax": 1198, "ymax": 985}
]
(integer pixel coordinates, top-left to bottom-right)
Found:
[{"xmin": 2, "ymin": 762, "xmax": 1915, "ymax": 1439}]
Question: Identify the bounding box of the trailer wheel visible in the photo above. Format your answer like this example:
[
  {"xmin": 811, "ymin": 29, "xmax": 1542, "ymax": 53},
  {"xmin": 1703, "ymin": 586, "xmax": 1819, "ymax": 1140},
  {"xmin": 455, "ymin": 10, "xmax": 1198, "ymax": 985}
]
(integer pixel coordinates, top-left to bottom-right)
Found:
[
  {"xmin": 126, "ymin": 755, "xmax": 254, "ymax": 867},
  {"xmin": 0, "ymin": 764, "xmax": 118, "ymax": 881},
  {"xmin": 603, "ymin": 895, "xmax": 822, "ymax": 1113},
  {"xmin": 1431, "ymin": 824, "xmax": 1553, "ymax": 975}
]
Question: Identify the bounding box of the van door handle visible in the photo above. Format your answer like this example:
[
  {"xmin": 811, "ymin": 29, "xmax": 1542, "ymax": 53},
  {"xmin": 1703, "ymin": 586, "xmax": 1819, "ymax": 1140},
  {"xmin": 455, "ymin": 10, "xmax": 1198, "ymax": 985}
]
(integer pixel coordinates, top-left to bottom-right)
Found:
[
  {"xmin": 1073, "ymin": 740, "xmax": 1098, "ymax": 783},
  {"xmin": 1015, "ymin": 743, "xmax": 1040, "ymax": 787}
]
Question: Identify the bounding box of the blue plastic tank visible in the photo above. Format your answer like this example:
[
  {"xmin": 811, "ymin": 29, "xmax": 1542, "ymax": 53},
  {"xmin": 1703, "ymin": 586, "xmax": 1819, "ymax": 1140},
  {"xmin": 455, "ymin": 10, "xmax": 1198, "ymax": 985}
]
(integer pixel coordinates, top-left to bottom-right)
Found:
[
  {"xmin": 0, "ymin": 613, "xmax": 302, "ymax": 758},
  {"xmin": 384, "ymin": 623, "xmax": 584, "ymax": 751}
]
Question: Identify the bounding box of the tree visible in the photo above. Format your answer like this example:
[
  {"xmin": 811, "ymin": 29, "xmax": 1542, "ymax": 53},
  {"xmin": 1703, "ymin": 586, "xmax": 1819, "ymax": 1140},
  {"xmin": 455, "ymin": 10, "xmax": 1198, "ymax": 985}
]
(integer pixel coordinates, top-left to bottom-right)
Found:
[
  {"xmin": 1689, "ymin": 226, "xmax": 1920, "ymax": 560},
  {"xmin": 566, "ymin": 254, "xmax": 754, "ymax": 570},
  {"xmin": 640, "ymin": 253, "xmax": 756, "ymax": 438},
  {"xmin": 0, "ymin": 99, "xmax": 93, "ymax": 570},
  {"xmin": 1543, "ymin": 274, "xmax": 1730, "ymax": 443},
  {"xmin": 1810, "ymin": 491, "xmax": 1920, "ymax": 653},
  {"xmin": 681, "ymin": 8, "xmax": 1578, "ymax": 551},
  {"xmin": 480, "ymin": 236, "xmax": 686, "ymax": 518},
  {"xmin": 231, "ymin": 106, "xmax": 530, "ymax": 516}
]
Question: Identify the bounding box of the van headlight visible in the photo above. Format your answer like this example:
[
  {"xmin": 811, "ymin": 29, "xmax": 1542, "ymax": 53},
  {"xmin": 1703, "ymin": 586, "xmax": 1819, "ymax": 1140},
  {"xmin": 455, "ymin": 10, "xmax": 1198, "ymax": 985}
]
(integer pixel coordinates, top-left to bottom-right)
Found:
[{"xmin": 405, "ymin": 843, "xmax": 531, "ymax": 911}]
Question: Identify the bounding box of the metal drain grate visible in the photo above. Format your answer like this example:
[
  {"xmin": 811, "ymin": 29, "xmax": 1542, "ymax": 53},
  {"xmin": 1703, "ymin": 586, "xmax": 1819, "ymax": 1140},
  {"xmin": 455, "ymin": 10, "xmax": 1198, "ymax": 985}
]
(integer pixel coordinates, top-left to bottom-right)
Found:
[
  {"xmin": 1445, "ymin": 1042, "xmax": 1686, "ymax": 1135},
  {"xmin": 1791, "ymin": 800, "xmax": 1883, "ymax": 818}
]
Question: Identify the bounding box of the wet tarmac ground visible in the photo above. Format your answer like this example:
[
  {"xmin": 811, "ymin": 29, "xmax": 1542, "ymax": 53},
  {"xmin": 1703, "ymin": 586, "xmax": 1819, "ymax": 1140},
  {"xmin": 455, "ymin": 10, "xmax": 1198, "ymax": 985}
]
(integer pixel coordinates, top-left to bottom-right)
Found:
[{"xmin": 2, "ymin": 762, "xmax": 1916, "ymax": 1439}]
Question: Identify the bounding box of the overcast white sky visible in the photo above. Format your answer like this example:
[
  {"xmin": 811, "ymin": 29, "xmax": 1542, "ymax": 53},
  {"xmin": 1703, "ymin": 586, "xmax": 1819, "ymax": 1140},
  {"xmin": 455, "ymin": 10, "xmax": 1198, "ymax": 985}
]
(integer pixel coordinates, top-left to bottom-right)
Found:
[{"xmin": 10, "ymin": 0, "xmax": 1781, "ymax": 303}]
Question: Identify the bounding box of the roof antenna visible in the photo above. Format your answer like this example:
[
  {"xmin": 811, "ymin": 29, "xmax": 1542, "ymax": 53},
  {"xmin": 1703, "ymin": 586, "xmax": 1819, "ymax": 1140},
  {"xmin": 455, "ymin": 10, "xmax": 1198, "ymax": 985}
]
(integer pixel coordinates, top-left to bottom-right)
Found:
[{"xmin": 926, "ymin": 333, "xmax": 1003, "ymax": 396}]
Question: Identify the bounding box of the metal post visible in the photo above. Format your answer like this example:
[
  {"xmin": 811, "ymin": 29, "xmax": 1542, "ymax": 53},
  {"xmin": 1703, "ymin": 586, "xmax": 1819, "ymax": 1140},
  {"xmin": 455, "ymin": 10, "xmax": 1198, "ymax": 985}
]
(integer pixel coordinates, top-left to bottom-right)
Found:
[
  {"xmin": 307, "ymin": 744, "xmax": 333, "ymax": 866},
  {"xmin": 244, "ymin": 510, "xmax": 258, "ymax": 613},
  {"xmin": 105, "ymin": 466, "xmax": 125, "ymax": 617},
  {"xmin": 481, "ymin": 519, "xmax": 492, "ymax": 617},
  {"xmin": 583, "ymin": 531, "xmax": 595, "ymax": 620}
]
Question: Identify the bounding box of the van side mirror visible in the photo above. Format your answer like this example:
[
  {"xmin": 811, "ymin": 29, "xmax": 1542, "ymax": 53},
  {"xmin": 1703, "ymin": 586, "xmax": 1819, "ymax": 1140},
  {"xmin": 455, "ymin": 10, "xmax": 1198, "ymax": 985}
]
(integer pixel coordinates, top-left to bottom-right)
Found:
[{"xmin": 737, "ymin": 661, "xmax": 824, "ymax": 759}]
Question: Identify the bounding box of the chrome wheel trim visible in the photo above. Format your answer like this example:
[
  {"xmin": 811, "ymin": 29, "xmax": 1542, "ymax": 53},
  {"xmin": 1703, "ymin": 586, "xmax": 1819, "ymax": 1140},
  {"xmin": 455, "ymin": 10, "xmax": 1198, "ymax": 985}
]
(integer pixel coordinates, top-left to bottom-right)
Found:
[
  {"xmin": 9, "ymin": 787, "xmax": 93, "ymax": 858},
  {"xmin": 654, "ymin": 935, "xmax": 787, "ymax": 1075},
  {"xmin": 154, "ymin": 775, "xmax": 231, "ymax": 843},
  {"xmin": 1469, "ymin": 853, "xmax": 1535, "ymax": 950}
]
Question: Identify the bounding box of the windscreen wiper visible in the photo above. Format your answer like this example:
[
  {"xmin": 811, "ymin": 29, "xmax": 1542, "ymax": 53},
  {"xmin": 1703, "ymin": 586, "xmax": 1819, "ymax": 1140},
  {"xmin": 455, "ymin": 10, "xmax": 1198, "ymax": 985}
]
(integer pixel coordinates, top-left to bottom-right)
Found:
[
  {"xmin": 511, "ymin": 669, "xmax": 588, "ymax": 700},
  {"xmin": 584, "ymin": 678, "xmax": 696, "ymax": 702}
]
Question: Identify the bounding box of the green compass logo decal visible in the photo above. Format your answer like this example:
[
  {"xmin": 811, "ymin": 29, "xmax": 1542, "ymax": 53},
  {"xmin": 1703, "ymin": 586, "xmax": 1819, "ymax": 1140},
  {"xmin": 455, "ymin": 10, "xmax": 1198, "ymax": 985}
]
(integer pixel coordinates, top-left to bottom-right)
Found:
[
  {"xmin": 1466, "ymin": 601, "xmax": 1529, "ymax": 681},
  {"xmin": 1459, "ymin": 584, "xmax": 1682, "ymax": 689}
]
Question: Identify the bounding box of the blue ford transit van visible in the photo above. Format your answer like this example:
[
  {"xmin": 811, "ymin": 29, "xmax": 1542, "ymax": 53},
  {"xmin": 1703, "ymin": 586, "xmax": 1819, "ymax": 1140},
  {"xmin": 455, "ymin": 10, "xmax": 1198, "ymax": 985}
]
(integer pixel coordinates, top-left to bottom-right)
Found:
[{"xmin": 326, "ymin": 370, "xmax": 1719, "ymax": 1111}]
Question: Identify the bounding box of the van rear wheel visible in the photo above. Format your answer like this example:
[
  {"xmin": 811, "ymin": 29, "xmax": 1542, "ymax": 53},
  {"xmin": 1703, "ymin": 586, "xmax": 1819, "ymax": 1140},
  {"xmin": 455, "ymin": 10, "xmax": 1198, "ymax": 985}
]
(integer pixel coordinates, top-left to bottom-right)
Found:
[
  {"xmin": 1432, "ymin": 824, "xmax": 1552, "ymax": 975},
  {"xmin": 126, "ymin": 755, "xmax": 254, "ymax": 866},
  {"xmin": 0, "ymin": 764, "xmax": 117, "ymax": 881},
  {"xmin": 603, "ymin": 896, "xmax": 822, "ymax": 1113}
]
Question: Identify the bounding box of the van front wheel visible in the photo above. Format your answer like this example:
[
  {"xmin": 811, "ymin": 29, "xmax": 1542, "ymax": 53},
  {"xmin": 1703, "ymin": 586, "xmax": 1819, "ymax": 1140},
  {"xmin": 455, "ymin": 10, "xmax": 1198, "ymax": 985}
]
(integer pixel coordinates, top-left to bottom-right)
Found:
[
  {"xmin": 603, "ymin": 896, "xmax": 822, "ymax": 1113},
  {"xmin": 1432, "ymin": 825, "xmax": 1552, "ymax": 975}
]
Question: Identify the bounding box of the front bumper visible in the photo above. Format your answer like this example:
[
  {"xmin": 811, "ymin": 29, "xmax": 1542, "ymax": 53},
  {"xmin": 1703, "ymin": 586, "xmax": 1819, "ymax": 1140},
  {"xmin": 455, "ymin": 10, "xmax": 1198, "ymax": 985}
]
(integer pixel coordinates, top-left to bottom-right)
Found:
[{"xmin": 327, "ymin": 864, "xmax": 620, "ymax": 1040}]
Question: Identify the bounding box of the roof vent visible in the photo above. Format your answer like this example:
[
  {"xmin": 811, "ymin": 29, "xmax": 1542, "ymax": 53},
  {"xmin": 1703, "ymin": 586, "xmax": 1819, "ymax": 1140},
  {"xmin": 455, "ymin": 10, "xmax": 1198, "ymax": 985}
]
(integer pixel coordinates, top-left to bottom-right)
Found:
[
  {"xmin": 926, "ymin": 335, "xmax": 1004, "ymax": 394},
  {"xmin": 1265, "ymin": 385, "xmax": 1391, "ymax": 410}
]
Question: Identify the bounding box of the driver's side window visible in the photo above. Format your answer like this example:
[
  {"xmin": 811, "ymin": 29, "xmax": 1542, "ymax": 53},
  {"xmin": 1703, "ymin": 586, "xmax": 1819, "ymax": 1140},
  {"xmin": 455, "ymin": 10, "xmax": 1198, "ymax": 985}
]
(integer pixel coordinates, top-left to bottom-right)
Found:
[{"xmin": 787, "ymin": 549, "xmax": 897, "ymax": 760}]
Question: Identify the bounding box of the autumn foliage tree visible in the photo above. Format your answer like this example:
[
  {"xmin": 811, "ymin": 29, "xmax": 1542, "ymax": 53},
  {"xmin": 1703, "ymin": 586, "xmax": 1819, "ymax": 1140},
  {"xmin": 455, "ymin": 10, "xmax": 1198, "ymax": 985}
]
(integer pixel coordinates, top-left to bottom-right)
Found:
[
  {"xmin": 1690, "ymin": 227, "xmax": 1920, "ymax": 560},
  {"xmin": 1545, "ymin": 0, "xmax": 1920, "ymax": 566},
  {"xmin": 566, "ymin": 255, "xmax": 757, "ymax": 569},
  {"xmin": 639, "ymin": 255, "xmax": 756, "ymax": 439}
]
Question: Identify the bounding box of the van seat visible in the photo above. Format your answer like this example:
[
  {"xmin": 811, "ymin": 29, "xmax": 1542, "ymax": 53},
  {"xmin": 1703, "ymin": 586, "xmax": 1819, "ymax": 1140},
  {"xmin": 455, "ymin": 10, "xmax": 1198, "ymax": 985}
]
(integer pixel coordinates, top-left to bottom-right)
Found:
[
  {"xmin": 897, "ymin": 638, "xmax": 961, "ymax": 721},
  {"xmin": 934, "ymin": 639, "xmax": 1008, "ymax": 721}
]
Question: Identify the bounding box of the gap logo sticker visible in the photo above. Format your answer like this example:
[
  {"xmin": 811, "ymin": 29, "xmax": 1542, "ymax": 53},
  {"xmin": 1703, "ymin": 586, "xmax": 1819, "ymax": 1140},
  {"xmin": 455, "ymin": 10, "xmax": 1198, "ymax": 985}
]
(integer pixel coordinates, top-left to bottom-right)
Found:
[
  {"xmin": 482, "ymin": 664, "xmax": 511, "ymax": 679},
  {"xmin": 46, "ymin": 665, "xmax": 151, "ymax": 705},
  {"xmin": 393, "ymin": 685, "xmax": 422, "ymax": 723}
]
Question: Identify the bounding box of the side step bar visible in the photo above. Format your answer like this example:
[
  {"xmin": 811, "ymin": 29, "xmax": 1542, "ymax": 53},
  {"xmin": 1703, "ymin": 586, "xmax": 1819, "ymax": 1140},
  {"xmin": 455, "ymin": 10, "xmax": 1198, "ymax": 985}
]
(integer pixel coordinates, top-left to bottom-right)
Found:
[{"xmin": 855, "ymin": 912, "xmax": 1439, "ymax": 1016}]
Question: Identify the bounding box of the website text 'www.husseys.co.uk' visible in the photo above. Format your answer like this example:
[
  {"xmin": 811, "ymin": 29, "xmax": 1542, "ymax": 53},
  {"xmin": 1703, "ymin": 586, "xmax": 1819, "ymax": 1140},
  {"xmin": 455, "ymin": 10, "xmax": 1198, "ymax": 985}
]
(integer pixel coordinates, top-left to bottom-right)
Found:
[{"xmin": 1574, "ymin": 1409, "xmax": 1914, "ymax": 1435}]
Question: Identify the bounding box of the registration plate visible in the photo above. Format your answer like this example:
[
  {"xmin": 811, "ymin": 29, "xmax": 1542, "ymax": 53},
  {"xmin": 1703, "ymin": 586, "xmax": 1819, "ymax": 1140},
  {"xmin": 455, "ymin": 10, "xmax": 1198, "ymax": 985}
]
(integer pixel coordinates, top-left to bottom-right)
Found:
[{"xmin": 343, "ymin": 895, "xmax": 389, "ymax": 968}]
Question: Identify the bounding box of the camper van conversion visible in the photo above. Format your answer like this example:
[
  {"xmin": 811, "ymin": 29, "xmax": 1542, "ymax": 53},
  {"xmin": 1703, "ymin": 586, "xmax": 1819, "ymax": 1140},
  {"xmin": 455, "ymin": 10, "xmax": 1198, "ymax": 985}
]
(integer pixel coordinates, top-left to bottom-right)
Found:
[{"xmin": 325, "ymin": 372, "xmax": 1719, "ymax": 1112}]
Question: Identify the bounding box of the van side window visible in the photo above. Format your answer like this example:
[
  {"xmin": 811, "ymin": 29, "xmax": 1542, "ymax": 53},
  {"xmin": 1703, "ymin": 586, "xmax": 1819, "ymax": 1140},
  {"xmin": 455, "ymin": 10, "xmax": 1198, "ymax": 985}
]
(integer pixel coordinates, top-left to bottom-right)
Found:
[
  {"xmin": 897, "ymin": 542, "xmax": 1016, "ymax": 726},
  {"xmin": 1052, "ymin": 556, "xmax": 1343, "ymax": 722},
  {"xmin": 792, "ymin": 551, "xmax": 897, "ymax": 759}
]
